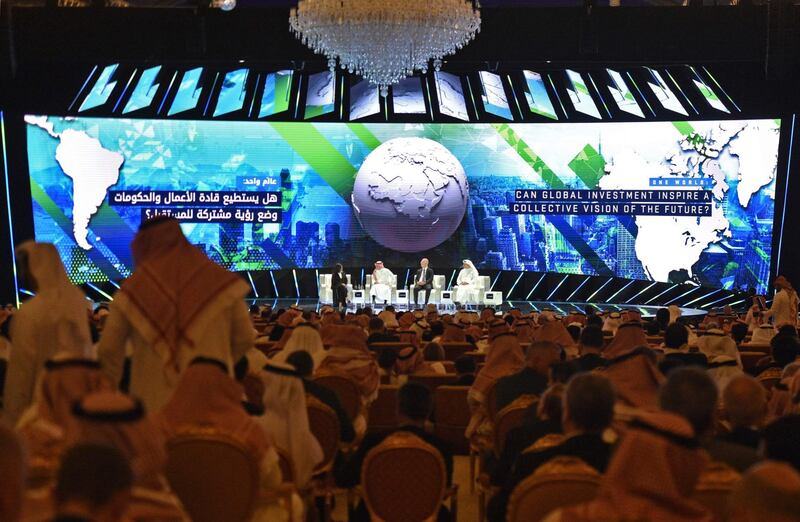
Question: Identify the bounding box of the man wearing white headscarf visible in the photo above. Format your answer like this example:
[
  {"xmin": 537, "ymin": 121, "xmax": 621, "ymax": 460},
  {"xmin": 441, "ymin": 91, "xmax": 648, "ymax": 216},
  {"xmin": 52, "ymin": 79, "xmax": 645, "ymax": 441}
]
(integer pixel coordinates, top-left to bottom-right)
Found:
[
  {"xmin": 271, "ymin": 324, "xmax": 326, "ymax": 371},
  {"xmin": 602, "ymin": 312, "xmax": 622, "ymax": 336},
  {"xmin": 697, "ymin": 329, "xmax": 742, "ymax": 367},
  {"xmin": 4, "ymin": 242, "xmax": 93, "ymax": 424},
  {"xmin": 369, "ymin": 261, "xmax": 394, "ymax": 305},
  {"xmin": 257, "ymin": 363, "xmax": 323, "ymax": 488},
  {"xmin": 764, "ymin": 275, "xmax": 799, "ymax": 328},
  {"xmin": 454, "ymin": 260, "xmax": 480, "ymax": 305}
]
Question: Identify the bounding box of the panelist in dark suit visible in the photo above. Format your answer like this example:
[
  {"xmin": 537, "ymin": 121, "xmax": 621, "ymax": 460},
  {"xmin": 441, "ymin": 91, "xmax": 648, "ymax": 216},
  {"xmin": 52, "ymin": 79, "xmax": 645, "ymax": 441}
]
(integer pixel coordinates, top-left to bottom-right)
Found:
[
  {"xmin": 412, "ymin": 258, "xmax": 434, "ymax": 306},
  {"xmin": 332, "ymin": 263, "xmax": 348, "ymax": 309}
]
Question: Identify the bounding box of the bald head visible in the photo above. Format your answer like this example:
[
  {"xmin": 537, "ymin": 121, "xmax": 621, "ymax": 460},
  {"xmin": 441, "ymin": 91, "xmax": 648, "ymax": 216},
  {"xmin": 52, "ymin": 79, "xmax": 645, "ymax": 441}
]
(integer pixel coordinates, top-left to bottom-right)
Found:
[
  {"xmin": 723, "ymin": 375, "xmax": 767, "ymax": 428},
  {"xmin": 730, "ymin": 461, "xmax": 800, "ymax": 522},
  {"xmin": 525, "ymin": 340, "xmax": 561, "ymax": 374},
  {"xmin": 0, "ymin": 424, "xmax": 25, "ymax": 522}
]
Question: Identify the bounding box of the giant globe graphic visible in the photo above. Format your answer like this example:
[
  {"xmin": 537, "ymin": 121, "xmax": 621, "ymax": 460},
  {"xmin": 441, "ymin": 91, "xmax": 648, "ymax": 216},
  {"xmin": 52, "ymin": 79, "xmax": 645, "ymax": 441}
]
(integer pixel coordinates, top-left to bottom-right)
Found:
[{"xmin": 351, "ymin": 137, "xmax": 469, "ymax": 253}]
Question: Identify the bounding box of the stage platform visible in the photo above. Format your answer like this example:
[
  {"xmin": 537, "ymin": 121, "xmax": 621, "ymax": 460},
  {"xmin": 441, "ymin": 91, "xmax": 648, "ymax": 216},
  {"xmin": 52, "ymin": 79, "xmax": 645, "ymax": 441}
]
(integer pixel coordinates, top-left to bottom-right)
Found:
[{"xmin": 247, "ymin": 299, "xmax": 706, "ymax": 319}]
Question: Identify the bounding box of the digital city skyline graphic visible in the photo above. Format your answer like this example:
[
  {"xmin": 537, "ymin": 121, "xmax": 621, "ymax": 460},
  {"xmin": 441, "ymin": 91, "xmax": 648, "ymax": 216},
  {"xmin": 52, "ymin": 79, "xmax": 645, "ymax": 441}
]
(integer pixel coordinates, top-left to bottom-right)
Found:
[{"xmin": 24, "ymin": 116, "xmax": 780, "ymax": 294}]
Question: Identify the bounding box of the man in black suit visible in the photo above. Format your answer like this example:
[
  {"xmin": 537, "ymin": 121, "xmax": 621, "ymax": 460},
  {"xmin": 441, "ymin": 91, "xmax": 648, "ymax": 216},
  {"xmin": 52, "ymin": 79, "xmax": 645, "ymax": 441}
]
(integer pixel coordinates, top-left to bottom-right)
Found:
[
  {"xmin": 488, "ymin": 373, "xmax": 616, "ymax": 522},
  {"xmin": 412, "ymin": 258, "xmax": 434, "ymax": 307}
]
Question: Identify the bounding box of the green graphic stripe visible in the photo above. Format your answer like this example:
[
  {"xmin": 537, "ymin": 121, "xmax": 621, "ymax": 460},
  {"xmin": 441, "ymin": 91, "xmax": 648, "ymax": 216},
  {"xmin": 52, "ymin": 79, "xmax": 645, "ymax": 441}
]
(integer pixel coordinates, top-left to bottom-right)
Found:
[
  {"xmin": 492, "ymin": 124, "xmax": 566, "ymax": 188},
  {"xmin": 347, "ymin": 123, "xmax": 382, "ymax": 150},
  {"xmin": 568, "ymin": 144, "xmax": 606, "ymax": 189},
  {"xmin": 672, "ymin": 121, "xmax": 695, "ymax": 136},
  {"xmin": 270, "ymin": 122, "xmax": 356, "ymax": 198}
]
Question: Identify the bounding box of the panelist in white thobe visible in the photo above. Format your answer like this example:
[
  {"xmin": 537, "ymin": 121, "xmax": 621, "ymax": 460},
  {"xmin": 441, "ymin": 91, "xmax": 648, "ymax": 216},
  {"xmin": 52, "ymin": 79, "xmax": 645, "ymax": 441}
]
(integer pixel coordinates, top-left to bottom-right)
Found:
[
  {"xmin": 455, "ymin": 259, "xmax": 480, "ymax": 305},
  {"xmin": 370, "ymin": 261, "xmax": 395, "ymax": 305}
]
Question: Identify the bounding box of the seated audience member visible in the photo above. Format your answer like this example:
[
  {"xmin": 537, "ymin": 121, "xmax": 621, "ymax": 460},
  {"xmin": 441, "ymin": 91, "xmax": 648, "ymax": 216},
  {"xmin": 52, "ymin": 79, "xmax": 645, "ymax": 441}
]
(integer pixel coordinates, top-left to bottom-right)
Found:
[
  {"xmin": 287, "ymin": 350, "xmax": 355, "ymax": 443},
  {"xmin": 394, "ymin": 346, "xmax": 424, "ymax": 377},
  {"xmin": 731, "ymin": 322, "xmax": 749, "ymax": 347},
  {"xmin": 767, "ymin": 364, "xmax": 800, "ymax": 420},
  {"xmin": 272, "ymin": 323, "xmax": 326, "ymax": 371},
  {"xmin": 366, "ymin": 317, "xmax": 399, "ymax": 345},
  {"xmin": 697, "ymin": 329, "xmax": 739, "ymax": 366},
  {"xmin": 421, "ymin": 342, "xmax": 447, "ymax": 375},
  {"xmin": 535, "ymin": 320, "xmax": 576, "ymax": 355},
  {"xmin": 426, "ymin": 321, "xmax": 445, "ymax": 343},
  {"xmin": 659, "ymin": 367, "xmax": 759, "ymax": 472},
  {"xmin": 336, "ymin": 382, "xmax": 453, "ymax": 521},
  {"xmin": 546, "ymin": 411, "xmax": 711, "ymax": 522},
  {"xmin": 440, "ymin": 323, "xmax": 468, "ymax": 344},
  {"xmin": 602, "ymin": 312, "xmax": 622, "ymax": 336},
  {"xmin": 72, "ymin": 391, "xmax": 187, "ymax": 519},
  {"xmin": 603, "ymin": 321, "xmax": 649, "ymax": 358},
  {"xmin": 751, "ymin": 323, "xmax": 776, "ymax": 345},
  {"xmin": 258, "ymin": 363, "xmax": 323, "ymax": 488},
  {"xmin": 453, "ymin": 356, "xmax": 476, "ymax": 386},
  {"xmin": 16, "ymin": 358, "xmax": 112, "ymax": 461},
  {"xmin": 491, "ymin": 383, "xmax": 564, "ymax": 488},
  {"xmin": 662, "ymin": 322, "xmax": 690, "ymax": 354},
  {"xmin": 318, "ymin": 325, "xmax": 380, "ymax": 404},
  {"xmin": 762, "ymin": 415, "xmax": 800, "ymax": 471},
  {"xmin": 494, "ymin": 340, "xmax": 561, "ymax": 413},
  {"xmin": 585, "ymin": 314, "xmax": 603, "ymax": 329},
  {"xmin": 52, "ymin": 444, "xmax": 133, "ymax": 522},
  {"xmin": 643, "ymin": 320, "xmax": 660, "ymax": 336},
  {"xmin": 377, "ymin": 308, "xmax": 398, "ymax": 330},
  {"xmin": 549, "ymin": 360, "xmax": 578, "ymax": 385},
  {"xmin": 729, "ymin": 461, "xmax": 800, "ymax": 522},
  {"xmin": 574, "ymin": 326, "xmax": 605, "ymax": 373},
  {"xmin": 377, "ymin": 348, "xmax": 398, "ymax": 384},
  {"xmin": 488, "ymin": 374, "xmax": 615, "ymax": 522},
  {"xmin": 466, "ymin": 332, "xmax": 525, "ymax": 442},
  {"xmin": 655, "ymin": 307, "xmax": 671, "ymax": 332},
  {"xmin": 707, "ymin": 355, "xmax": 744, "ymax": 392},
  {"xmin": 720, "ymin": 375, "xmax": 766, "ymax": 449},
  {"xmin": 604, "ymin": 346, "xmax": 664, "ymax": 411},
  {"xmin": 0, "ymin": 424, "xmax": 25, "ymax": 522},
  {"xmin": 762, "ymin": 334, "xmax": 800, "ymax": 374}
]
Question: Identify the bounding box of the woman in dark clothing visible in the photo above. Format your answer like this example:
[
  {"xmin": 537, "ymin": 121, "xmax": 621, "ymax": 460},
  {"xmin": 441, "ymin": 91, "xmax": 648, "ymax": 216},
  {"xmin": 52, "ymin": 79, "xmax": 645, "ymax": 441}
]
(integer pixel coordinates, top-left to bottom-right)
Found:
[{"xmin": 332, "ymin": 263, "xmax": 348, "ymax": 309}]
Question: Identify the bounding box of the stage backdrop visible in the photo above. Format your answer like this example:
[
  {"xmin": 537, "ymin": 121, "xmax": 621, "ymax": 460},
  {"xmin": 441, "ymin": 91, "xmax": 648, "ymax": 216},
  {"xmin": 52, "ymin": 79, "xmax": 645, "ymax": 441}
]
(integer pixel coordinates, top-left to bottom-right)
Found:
[{"xmin": 24, "ymin": 116, "xmax": 779, "ymax": 294}]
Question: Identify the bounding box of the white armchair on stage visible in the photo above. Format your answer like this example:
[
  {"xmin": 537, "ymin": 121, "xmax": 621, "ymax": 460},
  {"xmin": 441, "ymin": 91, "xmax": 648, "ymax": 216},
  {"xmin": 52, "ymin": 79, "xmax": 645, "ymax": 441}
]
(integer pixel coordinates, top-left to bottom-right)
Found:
[
  {"xmin": 409, "ymin": 275, "xmax": 446, "ymax": 306},
  {"xmin": 366, "ymin": 273, "xmax": 398, "ymax": 304},
  {"xmin": 453, "ymin": 275, "xmax": 493, "ymax": 305},
  {"xmin": 319, "ymin": 273, "xmax": 352, "ymax": 304}
]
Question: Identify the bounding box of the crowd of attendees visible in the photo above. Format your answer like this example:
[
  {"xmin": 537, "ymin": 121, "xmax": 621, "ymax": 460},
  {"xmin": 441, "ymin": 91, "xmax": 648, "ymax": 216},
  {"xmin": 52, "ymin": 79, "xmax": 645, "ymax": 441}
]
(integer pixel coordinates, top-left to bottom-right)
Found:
[{"xmin": 0, "ymin": 217, "xmax": 799, "ymax": 521}]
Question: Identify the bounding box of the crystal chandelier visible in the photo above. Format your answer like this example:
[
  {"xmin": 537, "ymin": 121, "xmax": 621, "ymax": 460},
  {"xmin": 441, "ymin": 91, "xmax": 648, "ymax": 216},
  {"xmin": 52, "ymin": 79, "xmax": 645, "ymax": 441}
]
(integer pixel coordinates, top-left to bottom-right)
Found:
[{"xmin": 289, "ymin": 0, "xmax": 481, "ymax": 97}]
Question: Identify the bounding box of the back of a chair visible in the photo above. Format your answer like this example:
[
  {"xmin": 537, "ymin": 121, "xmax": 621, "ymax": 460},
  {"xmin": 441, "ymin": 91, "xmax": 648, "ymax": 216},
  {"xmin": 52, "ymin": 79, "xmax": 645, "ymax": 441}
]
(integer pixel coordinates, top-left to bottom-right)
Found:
[
  {"xmin": 692, "ymin": 462, "xmax": 741, "ymax": 522},
  {"xmin": 319, "ymin": 273, "xmax": 332, "ymax": 288},
  {"xmin": 507, "ymin": 457, "xmax": 601, "ymax": 522},
  {"xmin": 494, "ymin": 395, "xmax": 538, "ymax": 455},
  {"xmin": 165, "ymin": 432, "xmax": 259, "ymax": 522},
  {"xmin": 306, "ymin": 397, "xmax": 341, "ymax": 474},
  {"xmin": 368, "ymin": 385, "xmax": 400, "ymax": 434},
  {"xmin": 442, "ymin": 342, "xmax": 473, "ymax": 361},
  {"xmin": 477, "ymin": 276, "xmax": 490, "ymax": 291},
  {"xmin": 362, "ymin": 432, "xmax": 447, "ymax": 522},
  {"xmin": 442, "ymin": 361, "xmax": 456, "ymax": 373},
  {"xmin": 313, "ymin": 372, "xmax": 362, "ymax": 421},
  {"xmin": 739, "ymin": 351, "xmax": 764, "ymax": 373},
  {"xmin": 408, "ymin": 373, "xmax": 459, "ymax": 391},
  {"xmin": 433, "ymin": 386, "xmax": 471, "ymax": 455},
  {"xmin": 433, "ymin": 275, "xmax": 445, "ymax": 290}
]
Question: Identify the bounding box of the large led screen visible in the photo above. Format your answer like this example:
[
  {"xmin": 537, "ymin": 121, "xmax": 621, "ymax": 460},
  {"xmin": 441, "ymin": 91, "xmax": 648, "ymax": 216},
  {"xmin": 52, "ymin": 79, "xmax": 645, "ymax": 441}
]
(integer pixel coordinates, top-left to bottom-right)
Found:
[{"xmin": 25, "ymin": 116, "xmax": 780, "ymax": 293}]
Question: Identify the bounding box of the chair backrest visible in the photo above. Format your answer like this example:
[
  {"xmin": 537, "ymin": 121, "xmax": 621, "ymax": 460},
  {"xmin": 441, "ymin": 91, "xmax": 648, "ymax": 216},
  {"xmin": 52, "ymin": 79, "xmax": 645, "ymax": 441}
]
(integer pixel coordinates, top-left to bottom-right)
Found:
[
  {"xmin": 442, "ymin": 342, "xmax": 474, "ymax": 361},
  {"xmin": 368, "ymin": 385, "xmax": 400, "ymax": 435},
  {"xmin": 313, "ymin": 372, "xmax": 362, "ymax": 421},
  {"xmin": 477, "ymin": 276, "xmax": 490, "ymax": 291},
  {"xmin": 739, "ymin": 351, "xmax": 764, "ymax": 373},
  {"xmin": 362, "ymin": 431, "xmax": 447, "ymax": 522},
  {"xmin": 165, "ymin": 431, "xmax": 259, "ymax": 522},
  {"xmin": 692, "ymin": 461, "xmax": 741, "ymax": 522},
  {"xmin": 507, "ymin": 456, "xmax": 601, "ymax": 522},
  {"xmin": 494, "ymin": 395, "xmax": 538, "ymax": 456},
  {"xmin": 408, "ymin": 373, "xmax": 459, "ymax": 392},
  {"xmin": 442, "ymin": 361, "xmax": 456, "ymax": 373},
  {"xmin": 433, "ymin": 275, "xmax": 445, "ymax": 290},
  {"xmin": 433, "ymin": 386, "xmax": 472, "ymax": 455},
  {"xmin": 319, "ymin": 273, "xmax": 332, "ymax": 287},
  {"xmin": 306, "ymin": 397, "xmax": 341, "ymax": 474}
]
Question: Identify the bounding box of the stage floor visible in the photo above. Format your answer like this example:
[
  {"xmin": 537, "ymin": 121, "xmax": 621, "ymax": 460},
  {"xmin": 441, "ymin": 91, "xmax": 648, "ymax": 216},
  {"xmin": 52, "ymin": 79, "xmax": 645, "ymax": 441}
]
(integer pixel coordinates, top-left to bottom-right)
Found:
[{"xmin": 247, "ymin": 299, "xmax": 706, "ymax": 319}]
